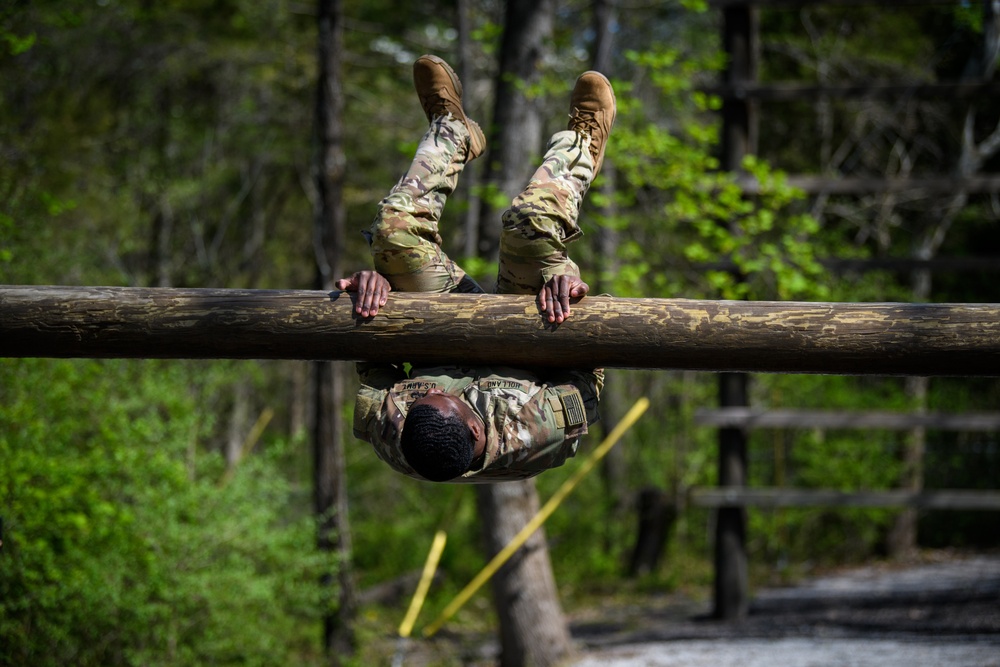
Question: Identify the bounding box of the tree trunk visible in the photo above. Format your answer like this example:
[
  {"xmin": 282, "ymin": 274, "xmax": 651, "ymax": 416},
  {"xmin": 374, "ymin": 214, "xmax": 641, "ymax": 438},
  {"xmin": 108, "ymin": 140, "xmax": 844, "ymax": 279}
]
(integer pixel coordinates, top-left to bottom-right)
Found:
[
  {"xmin": 887, "ymin": 375, "xmax": 927, "ymax": 557},
  {"xmin": 475, "ymin": 0, "xmax": 553, "ymax": 263},
  {"xmin": 888, "ymin": 0, "xmax": 1000, "ymax": 558},
  {"xmin": 627, "ymin": 487, "xmax": 677, "ymax": 577},
  {"xmin": 312, "ymin": 360, "xmax": 354, "ymax": 658},
  {"xmin": 314, "ymin": 0, "xmax": 355, "ymax": 660},
  {"xmin": 590, "ymin": 0, "xmax": 629, "ymax": 557},
  {"xmin": 456, "ymin": 0, "xmax": 482, "ymax": 260},
  {"xmin": 475, "ymin": 1, "xmax": 573, "ymax": 663},
  {"xmin": 225, "ymin": 379, "xmax": 251, "ymax": 470},
  {"xmin": 477, "ymin": 482, "xmax": 574, "ymax": 667},
  {"xmin": 888, "ymin": 256, "xmax": 931, "ymax": 557}
]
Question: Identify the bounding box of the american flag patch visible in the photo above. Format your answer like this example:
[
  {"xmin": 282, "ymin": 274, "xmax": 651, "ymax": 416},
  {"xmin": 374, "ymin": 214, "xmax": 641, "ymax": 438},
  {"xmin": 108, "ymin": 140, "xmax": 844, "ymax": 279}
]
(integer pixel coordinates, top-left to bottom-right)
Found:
[{"xmin": 560, "ymin": 391, "xmax": 586, "ymax": 427}]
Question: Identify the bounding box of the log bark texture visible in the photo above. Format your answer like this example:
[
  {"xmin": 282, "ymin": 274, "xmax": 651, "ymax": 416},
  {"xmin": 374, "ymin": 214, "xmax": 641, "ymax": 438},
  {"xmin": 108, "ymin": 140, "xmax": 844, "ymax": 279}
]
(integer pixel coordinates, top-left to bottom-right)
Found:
[{"xmin": 3, "ymin": 285, "xmax": 1000, "ymax": 375}]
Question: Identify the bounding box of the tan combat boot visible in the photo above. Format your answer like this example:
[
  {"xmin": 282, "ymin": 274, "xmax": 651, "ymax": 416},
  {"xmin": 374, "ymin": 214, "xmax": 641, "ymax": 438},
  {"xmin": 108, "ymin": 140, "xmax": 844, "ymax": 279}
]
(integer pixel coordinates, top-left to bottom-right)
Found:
[
  {"xmin": 568, "ymin": 71, "xmax": 616, "ymax": 177},
  {"xmin": 413, "ymin": 55, "xmax": 486, "ymax": 163}
]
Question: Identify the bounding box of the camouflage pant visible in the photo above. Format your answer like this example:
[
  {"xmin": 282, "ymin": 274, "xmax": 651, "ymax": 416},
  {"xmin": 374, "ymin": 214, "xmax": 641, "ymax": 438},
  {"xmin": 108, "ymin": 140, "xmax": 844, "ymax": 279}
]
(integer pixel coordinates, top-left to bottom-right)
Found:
[{"xmin": 368, "ymin": 115, "xmax": 595, "ymax": 294}]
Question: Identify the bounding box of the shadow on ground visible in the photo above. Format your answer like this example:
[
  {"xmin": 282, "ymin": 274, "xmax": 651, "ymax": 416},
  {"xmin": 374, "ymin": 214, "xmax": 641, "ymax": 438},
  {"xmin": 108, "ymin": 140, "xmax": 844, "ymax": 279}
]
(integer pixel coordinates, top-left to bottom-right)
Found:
[
  {"xmin": 388, "ymin": 551, "xmax": 1000, "ymax": 666},
  {"xmin": 570, "ymin": 552, "xmax": 1000, "ymax": 667}
]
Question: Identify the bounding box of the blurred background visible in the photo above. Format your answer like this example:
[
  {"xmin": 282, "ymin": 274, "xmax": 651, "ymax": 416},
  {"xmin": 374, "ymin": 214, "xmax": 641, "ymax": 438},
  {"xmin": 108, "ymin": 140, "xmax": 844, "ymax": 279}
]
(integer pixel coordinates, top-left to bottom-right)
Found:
[{"xmin": 1, "ymin": 1, "xmax": 998, "ymax": 665}]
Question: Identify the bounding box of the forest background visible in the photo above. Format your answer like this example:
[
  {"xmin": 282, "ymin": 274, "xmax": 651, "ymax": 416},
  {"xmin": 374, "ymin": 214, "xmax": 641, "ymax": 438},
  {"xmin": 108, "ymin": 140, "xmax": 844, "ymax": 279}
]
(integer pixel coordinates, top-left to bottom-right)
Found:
[{"xmin": 1, "ymin": 0, "xmax": 998, "ymax": 665}]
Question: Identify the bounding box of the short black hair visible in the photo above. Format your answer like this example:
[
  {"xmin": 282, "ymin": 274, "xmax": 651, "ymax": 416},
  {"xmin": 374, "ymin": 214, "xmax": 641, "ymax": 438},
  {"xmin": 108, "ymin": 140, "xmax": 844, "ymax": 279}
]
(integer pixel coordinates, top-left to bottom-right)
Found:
[{"xmin": 400, "ymin": 404, "xmax": 475, "ymax": 482}]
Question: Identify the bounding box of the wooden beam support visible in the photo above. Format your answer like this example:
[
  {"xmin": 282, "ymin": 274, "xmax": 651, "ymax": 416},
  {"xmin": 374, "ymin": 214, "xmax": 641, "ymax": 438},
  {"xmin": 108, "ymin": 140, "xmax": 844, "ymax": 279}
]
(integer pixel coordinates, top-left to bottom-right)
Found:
[
  {"xmin": 705, "ymin": 81, "xmax": 1000, "ymax": 102},
  {"xmin": 694, "ymin": 408, "xmax": 1000, "ymax": 430},
  {"xmin": 3, "ymin": 285, "xmax": 1000, "ymax": 375},
  {"xmin": 700, "ymin": 256, "xmax": 1000, "ymax": 274},
  {"xmin": 822, "ymin": 257, "xmax": 1000, "ymax": 273},
  {"xmin": 738, "ymin": 174, "xmax": 1000, "ymax": 195},
  {"xmin": 708, "ymin": 0, "xmax": 969, "ymax": 10},
  {"xmin": 690, "ymin": 487, "xmax": 1000, "ymax": 511}
]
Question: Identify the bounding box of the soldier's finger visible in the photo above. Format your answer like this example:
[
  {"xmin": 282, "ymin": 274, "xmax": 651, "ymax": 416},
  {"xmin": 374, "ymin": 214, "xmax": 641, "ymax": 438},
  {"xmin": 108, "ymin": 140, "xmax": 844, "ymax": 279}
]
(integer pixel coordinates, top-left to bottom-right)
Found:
[
  {"xmin": 358, "ymin": 275, "xmax": 382, "ymax": 314},
  {"xmin": 537, "ymin": 288, "xmax": 552, "ymax": 320},
  {"xmin": 362, "ymin": 291, "xmax": 377, "ymax": 316},
  {"xmin": 548, "ymin": 288, "xmax": 562, "ymax": 322},
  {"xmin": 370, "ymin": 286, "xmax": 388, "ymax": 315},
  {"xmin": 358, "ymin": 283, "xmax": 376, "ymax": 315},
  {"xmin": 558, "ymin": 291, "xmax": 571, "ymax": 321},
  {"xmin": 357, "ymin": 290, "xmax": 371, "ymax": 315}
]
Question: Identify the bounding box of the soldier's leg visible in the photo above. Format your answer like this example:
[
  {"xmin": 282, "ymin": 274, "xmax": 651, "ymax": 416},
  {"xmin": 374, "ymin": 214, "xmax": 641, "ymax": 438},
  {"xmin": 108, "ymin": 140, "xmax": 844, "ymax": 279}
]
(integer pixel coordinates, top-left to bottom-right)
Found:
[
  {"xmin": 369, "ymin": 55, "xmax": 486, "ymax": 294},
  {"xmin": 497, "ymin": 71, "xmax": 615, "ymax": 295},
  {"xmin": 495, "ymin": 130, "xmax": 593, "ymax": 294},
  {"xmin": 369, "ymin": 116, "xmax": 480, "ymax": 293}
]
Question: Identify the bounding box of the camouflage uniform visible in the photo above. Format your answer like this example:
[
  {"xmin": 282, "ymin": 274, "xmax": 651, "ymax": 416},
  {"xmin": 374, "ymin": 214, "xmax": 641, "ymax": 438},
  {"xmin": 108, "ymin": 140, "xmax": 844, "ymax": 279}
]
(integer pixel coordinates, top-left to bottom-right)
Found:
[{"xmin": 353, "ymin": 115, "xmax": 603, "ymax": 483}]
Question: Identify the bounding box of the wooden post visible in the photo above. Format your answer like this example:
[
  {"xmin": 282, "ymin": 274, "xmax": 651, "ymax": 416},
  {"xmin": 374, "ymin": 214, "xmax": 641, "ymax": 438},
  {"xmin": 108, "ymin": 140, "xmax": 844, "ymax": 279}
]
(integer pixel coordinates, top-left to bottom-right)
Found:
[
  {"xmin": 714, "ymin": 372, "xmax": 749, "ymax": 620},
  {"xmin": 715, "ymin": 0, "xmax": 757, "ymax": 621},
  {"xmin": 693, "ymin": 408, "xmax": 1000, "ymax": 430},
  {"xmin": 691, "ymin": 488, "xmax": 1000, "ymax": 510}
]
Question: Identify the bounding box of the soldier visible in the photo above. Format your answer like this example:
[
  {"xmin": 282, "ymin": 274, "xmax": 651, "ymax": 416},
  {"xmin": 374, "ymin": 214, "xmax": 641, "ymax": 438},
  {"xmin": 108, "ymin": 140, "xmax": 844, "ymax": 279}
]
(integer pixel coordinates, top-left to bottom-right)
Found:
[{"xmin": 337, "ymin": 55, "xmax": 615, "ymax": 482}]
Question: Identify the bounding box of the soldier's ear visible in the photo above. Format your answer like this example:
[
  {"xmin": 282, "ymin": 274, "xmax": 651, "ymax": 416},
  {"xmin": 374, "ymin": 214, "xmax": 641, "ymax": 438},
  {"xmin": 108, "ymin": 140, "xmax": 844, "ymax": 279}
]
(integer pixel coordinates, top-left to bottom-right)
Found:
[{"xmin": 467, "ymin": 415, "xmax": 486, "ymax": 457}]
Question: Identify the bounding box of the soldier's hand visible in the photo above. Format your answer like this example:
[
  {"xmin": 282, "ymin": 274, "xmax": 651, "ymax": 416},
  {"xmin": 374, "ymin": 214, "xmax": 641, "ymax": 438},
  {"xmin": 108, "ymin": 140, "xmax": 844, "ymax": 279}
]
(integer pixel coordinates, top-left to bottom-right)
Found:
[
  {"xmin": 335, "ymin": 270, "xmax": 391, "ymax": 317},
  {"xmin": 538, "ymin": 274, "xmax": 589, "ymax": 324}
]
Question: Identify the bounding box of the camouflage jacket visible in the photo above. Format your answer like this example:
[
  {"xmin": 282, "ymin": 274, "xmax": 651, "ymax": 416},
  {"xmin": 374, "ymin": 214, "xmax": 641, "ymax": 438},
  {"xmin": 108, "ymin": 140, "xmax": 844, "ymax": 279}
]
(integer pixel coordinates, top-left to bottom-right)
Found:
[{"xmin": 353, "ymin": 363, "xmax": 602, "ymax": 483}]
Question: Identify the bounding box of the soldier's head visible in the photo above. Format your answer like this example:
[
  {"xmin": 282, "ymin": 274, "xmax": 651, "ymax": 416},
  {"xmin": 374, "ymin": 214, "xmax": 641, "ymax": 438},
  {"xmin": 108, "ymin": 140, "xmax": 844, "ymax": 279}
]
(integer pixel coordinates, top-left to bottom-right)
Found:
[{"xmin": 401, "ymin": 389, "xmax": 485, "ymax": 482}]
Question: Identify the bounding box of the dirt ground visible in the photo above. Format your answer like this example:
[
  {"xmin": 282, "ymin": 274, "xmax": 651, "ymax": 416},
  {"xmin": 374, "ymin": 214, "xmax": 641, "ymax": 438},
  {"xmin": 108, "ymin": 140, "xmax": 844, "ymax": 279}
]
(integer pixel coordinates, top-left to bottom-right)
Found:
[
  {"xmin": 571, "ymin": 551, "xmax": 1000, "ymax": 666},
  {"xmin": 390, "ymin": 550, "xmax": 1000, "ymax": 666}
]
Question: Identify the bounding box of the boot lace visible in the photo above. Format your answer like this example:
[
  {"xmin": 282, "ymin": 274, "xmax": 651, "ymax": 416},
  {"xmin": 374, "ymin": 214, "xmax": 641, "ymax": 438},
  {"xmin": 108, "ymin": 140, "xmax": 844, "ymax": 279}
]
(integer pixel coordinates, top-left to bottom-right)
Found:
[
  {"xmin": 420, "ymin": 92, "xmax": 451, "ymax": 120},
  {"xmin": 570, "ymin": 108, "xmax": 603, "ymax": 161},
  {"xmin": 569, "ymin": 108, "xmax": 600, "ymax": 136}
]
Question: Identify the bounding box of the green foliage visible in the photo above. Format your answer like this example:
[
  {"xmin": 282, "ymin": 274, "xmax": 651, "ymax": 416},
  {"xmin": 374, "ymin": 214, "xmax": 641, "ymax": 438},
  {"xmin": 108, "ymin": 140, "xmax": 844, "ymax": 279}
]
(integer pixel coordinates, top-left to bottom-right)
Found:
[
  {"xmin": 0, "ymin": 0, "xmax": 321, "ymax": 288},
  {"xmin": 594, "ymin": 46, "xmax": 831, "ymax": 302},
  {"xmin": 0, "ymin": 359, "xmax": 328, "ymax": 666},
  {"xmin": 951, "ymin": 4, "xmax": 983, "ymax": 33},
  {"xmin": 2, "ymin": 0, "xmax": 998, "ymax": 659},
  {"xmin": 1, "ymin": 29, "xmax": 35, "ymax": 55}
]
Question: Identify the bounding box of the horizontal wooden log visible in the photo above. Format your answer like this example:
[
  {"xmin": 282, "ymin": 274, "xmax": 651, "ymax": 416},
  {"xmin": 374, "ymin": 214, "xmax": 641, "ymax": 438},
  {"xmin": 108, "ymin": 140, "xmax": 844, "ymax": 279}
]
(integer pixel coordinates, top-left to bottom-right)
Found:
[
  {"xmin": 694, "ymin": 408, "xmax": 1000, "ymax": 430},
  {"xmin": 690, "ymin": 487, "xmax": 1000, "ymax": 510},
  {"xmin": 3, "ymin": 285, "xmax": 1000, "ymax": 375}
]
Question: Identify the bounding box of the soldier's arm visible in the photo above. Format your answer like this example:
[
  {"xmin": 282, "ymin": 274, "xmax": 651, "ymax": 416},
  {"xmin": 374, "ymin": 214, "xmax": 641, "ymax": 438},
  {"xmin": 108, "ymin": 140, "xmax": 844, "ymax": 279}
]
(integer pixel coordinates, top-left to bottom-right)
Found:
[
  {"xmin": 355, "ymin": 362, "xmax": 405, "ymax": 390},
  {"xmin": 335, "ymin": 270, "xmax": 404, "ymax": 387}
]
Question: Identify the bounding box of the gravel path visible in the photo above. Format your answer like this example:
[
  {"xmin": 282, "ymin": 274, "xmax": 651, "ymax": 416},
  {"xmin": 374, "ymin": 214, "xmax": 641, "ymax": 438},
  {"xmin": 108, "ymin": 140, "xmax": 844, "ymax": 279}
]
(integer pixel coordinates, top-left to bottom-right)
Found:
[
  {"xmin": 573, "ymin": 637, "xmax": 1000, "ymax": 667},
  {"xmin": 571, "ymin": 553, "xmax": 1000, "ymax": 667}
]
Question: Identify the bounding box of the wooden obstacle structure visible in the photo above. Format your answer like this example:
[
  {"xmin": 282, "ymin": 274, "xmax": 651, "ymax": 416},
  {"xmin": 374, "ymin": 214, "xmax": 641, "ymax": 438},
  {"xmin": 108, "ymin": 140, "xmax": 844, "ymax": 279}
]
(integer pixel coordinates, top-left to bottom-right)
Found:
[
  {"xmin": 691, "ymin": 488, "xmax": 1000, "ymax": 510},
  {"xmin": 4, "ymin": 282, "xmax": 1000, "ymax": 628},
  {"xmin": 3, "ymin": 285, "xmax": 1000, "ymax": 375}
]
